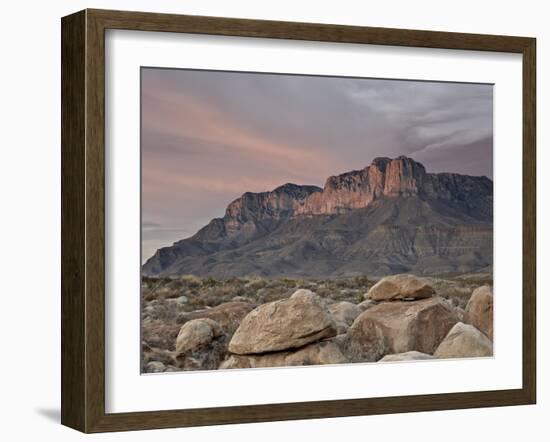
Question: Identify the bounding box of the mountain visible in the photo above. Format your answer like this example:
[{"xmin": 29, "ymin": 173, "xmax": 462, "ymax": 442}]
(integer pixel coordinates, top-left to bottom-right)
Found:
[{"xmin": 143, "ymin": 156, "xmax": 493, "ymax": 278}]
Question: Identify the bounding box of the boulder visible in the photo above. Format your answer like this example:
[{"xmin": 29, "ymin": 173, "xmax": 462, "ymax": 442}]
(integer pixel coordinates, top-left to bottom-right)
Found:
[
  {"xmin": 290, "ymin": 288, "xmax": 317, "ymax": 300},
  {"xmin": 291, "ymin": 288, "xmax": 329, "ymax": 309},
  {"xmin": 366, "ymin": 274, "xmax": 435, "ymax": 301},
  {"xmin": 175, "ymin": 295, "xmax": 188, "ymax": 305},
  {"xmin": 464, "ymin": 285, "xmax": 493, "ymax": 339},
  {"xmin": 220, "ymin": 341, "xmax": 347, "ymax": 369},
  {"xmin": 175, "ymin": 318, "xmax": 223, "ymax": 355},
  {"xmin": 434, "ymin": 322, "xmax": 493, "ymax": 359},
  {"xmin": 145, "ymin": 361, "xmax": 166, "ymax": 373},
  {"xmin": 228, "ymin": 291, "xmax": 337, "ymax": 354},
  {"xmin": 379, "ymin": 351, "xmax": 435, "ymax": 362},
  {"xmin": 341, "ymin": 296, "xmax": 458, "ymax": 362},
  {"xmin": 339, "ymin": 316, "xmax": 389, "ymax": 362},
  {"xmin": 329, "ymin": 301, "xmax": 362, "ymax": 334},
  {"xmin": 174, "ymin": 318, "xmax": 227, "ymax": 370}
]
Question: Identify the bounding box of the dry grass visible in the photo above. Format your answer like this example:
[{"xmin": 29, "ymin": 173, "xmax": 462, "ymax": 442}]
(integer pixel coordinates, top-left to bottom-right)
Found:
[{"xmin": 141, "ymin": 275, "xmax": 373, "ymax": 314}]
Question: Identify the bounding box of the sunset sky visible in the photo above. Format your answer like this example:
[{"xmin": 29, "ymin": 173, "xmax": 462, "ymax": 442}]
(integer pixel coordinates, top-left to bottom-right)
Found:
[{"xmin": 141, "ymin": 68, "xmax": 493, "ymax": 262}]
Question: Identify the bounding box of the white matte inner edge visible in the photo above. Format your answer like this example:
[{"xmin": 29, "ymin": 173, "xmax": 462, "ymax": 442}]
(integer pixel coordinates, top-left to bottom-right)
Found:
[{"xmin": 105, "ymin": 29, "xmax": 523, "ymax": 413}]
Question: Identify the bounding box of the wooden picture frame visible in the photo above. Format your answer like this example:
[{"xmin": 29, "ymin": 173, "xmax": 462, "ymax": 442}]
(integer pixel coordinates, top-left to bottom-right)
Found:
[{"xmin": 61, "ymin": 8, "xmax": 536, "ymax": 433}]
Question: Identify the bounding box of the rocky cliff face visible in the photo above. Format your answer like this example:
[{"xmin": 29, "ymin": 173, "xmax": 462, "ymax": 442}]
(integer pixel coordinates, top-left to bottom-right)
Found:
[
  {"xmin": 143, "ymin": 156, "xmax": 493, "ymax": 278},
  {"xmin": 296, "ymin": 156, "xmax": 424, "ymax": 216},
  {"xmin": 294, "ymin": 156, "xmax": 492, "ymax": 218},
  {"xmin": 223, "ymin": 183, "xmax": 321, "ymax": 236}
]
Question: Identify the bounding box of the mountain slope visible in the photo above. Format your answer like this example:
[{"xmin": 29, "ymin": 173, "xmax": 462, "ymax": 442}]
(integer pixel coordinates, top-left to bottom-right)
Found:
[{"xmin": 143, "ymin": 156, "xmax": 493, "ymax": 278}]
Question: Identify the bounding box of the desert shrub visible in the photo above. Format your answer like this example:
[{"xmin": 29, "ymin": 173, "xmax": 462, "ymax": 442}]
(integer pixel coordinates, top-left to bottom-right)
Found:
[
  {"xmin": 142, "ymin": 275, "xmax": 378, "ymax": 312},
  {"xmin": 142, "ymin": 347, "xmax": 176, "ymax": 369},
  {"xmin": 334, "ymin": 279, "xmax": 352, "ymax": 289},
  {"xmin": 164, "ymin": 289, "xmax": 186, "ymax": 299},
  {"xmin": 255, "ymin": 287, "xmax": 290, "ymax": 304},
  {"xmin": 279, "ymin": 278, "xmax": 298, "ymax": 288},
  {"xmin": 144, "ymin": 298, "xmax": 183, "ymax": 323},
  {"xmin": 202, "ymin": 276, "xmax": 218, "ymax": 288},
  {"xmin": 329, "ymin": 276, "xmax": 371, "ymax": 291},
  {"xmin": 142, "ymin": 290, "xmax": 157, "ymax": 302},
  {"xmin": 179, "ymin": 274, "xmax": 202, "ymax": 288},
  {"xmin": 202, "ymin": 290, "xmax": 230, "ymax": 307},
  {"xmin": 160, "ymin": 286, "xmax": 182, "ymax": 299},
  {"xmin": 451, "ymin": 272, "xmax": 493, "ymax": 286},
  {"xmin": 186, "ymin": 297, "xmax": 205, "ymax": 310},
  {"xmin": 244, "ymin": 278, "xmax": 267, "ymax": 292},
  {"xmin": 315, "ymin": 286, "xmax": 331, "ymax": 297},
  {"xmin": 265, "ymin": 279, "xmax": 286, "ymax": 289},
  {"xmin": 352, "ymin": 275, "xmax": 371, "ymax": 288},
  {"xmin": 293, "ymin": 279, "xmax": 319, "ymax": 291}
]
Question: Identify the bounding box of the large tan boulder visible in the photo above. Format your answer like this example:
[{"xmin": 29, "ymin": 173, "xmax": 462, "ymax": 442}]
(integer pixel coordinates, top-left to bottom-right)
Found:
[
  {"xmin": 341, "ymin": 297, "xmax": 458, "ymax": 362},
  {"xmin": 228, "ymin": 291, "xmax": 337, "ymax": 355},
  {"xmin": 172, "ymin": 302, "xmax": 255, "ymax": 370},
  {"xmin": 329, "ymin": 301, "xmax": 362, "ymax": 334},
  {"xmin": 379, "ymin": 351, "xmax": 435, "ymax": 362},
  {"xmin": 366, "ymin": 274, "xmax": 435, "ymax": 301},
  {"xmin": 339, "ymin": 313, "xmax": 388, "ymax": 362},
  {"xmin": 175, "ymin": 318, "xmax": 223, "ymax": 355},
  {"xmin": 464, "ymin": 285, "xmax": 493, "ymax": 339},
  {"xmin": 174, "ymin": 318, "xmax": 226, "ymax": 370},
  {"xmin": 434, "ymin": 322, "xmax": 493, "ymax": 359},
  {"xmin": 220, "ymin": 341, "xmax": 347, "ymax": 369}
]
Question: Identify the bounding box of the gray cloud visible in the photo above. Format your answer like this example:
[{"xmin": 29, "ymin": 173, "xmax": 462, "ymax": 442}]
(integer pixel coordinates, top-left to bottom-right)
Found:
[{"xmin": 141, "ymin": 68, "xmax": 493, "ymax": 262}]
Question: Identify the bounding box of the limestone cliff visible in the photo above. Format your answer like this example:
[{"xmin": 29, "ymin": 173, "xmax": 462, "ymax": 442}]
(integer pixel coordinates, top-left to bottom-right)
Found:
[{"xmin": 142, "ymin": 156, "xmax": 493, "ymax": 278}]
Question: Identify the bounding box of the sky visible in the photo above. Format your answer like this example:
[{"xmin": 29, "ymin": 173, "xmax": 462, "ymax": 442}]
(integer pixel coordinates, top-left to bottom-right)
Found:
[{"xmin": 141, "ymin": 68, "xmax": 493, "ymax": 262}]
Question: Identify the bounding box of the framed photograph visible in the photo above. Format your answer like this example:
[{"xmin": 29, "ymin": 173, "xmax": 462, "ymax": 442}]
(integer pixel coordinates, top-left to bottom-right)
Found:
[{"xmin": 61, "ymin": 9, "xmax": 536, "ymax": 433}]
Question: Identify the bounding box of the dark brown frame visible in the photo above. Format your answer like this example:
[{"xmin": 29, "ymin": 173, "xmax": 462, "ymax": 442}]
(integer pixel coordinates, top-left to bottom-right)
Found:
[{"xmin": 61, "ymin": 8, "xmax": 536, "ymax": 433}]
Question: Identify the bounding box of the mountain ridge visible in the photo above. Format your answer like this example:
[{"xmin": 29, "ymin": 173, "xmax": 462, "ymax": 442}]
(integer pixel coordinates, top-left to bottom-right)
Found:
[{"xmin": 143, "ymin": 156, "xmax": 493, "ymax": 278}]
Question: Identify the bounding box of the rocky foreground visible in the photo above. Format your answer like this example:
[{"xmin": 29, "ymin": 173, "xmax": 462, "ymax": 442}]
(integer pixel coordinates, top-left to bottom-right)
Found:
[{"xmin": 141, "ymin": 273, "xmax": 493, "ymax": 373}]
